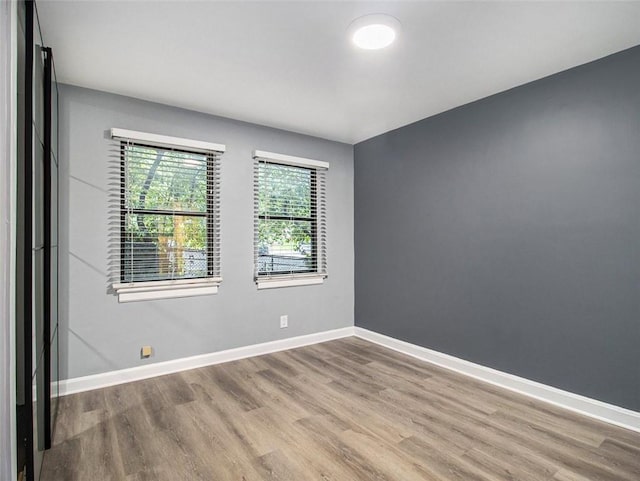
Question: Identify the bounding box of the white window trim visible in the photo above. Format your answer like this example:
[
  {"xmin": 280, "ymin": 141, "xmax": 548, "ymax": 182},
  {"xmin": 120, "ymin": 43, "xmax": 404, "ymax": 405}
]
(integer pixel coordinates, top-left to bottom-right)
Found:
[
  {"xmin": 253, "ymin": 150, "xmax": 328, "ymax": 290},
  {"xmin": 252, "ymin": 150, "xmax": 329, "ymax": 170},
  {"xmin": 114, "ymin": 279, "xmax": 221, "ymax": 302},
  {"xmin": 256, "ymin": 274, "xmax": 325, "ymax": 290},
  {"xmin": 110, "ymin": 129, "xmax": 225, "ymax": 302},
  {"xmin": 111, "ymin": 128, "xmax": 226, "ymax": 154}
]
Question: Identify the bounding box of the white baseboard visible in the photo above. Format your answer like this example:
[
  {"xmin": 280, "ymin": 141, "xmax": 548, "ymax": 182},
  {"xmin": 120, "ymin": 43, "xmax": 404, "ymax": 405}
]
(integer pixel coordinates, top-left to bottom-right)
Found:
[
  {"xmin": 59, "ymin": 327, "xmax": 355, "ymax": 396},
  {"xmin": 59, "ymin": 324, "xmax": 640, "ymax": 434},
  {"xmin": 354, "ymin": 327, "xmax": 640, "ymax": 434}
]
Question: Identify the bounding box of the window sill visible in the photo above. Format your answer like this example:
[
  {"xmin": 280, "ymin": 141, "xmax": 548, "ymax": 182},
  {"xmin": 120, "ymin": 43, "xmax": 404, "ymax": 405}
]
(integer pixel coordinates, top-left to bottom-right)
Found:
[
  {"xmin": 256, "ymin": 275, "xmax": 325, "ymax": 290},
  {"xmin": 113, "ymin": 279, "xmax": 221, "ymax": 302}
]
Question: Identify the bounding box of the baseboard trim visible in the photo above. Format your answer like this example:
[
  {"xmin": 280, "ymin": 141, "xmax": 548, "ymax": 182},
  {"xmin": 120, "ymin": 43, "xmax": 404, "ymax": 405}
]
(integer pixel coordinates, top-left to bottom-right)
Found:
[
  {"xmin": 354, "ymin": 327, "xmax": 640, "ymax": 433},
  {"xmin": 59, "ymin": 324, "xmax": 640, "ymax": 434},
  {"xmin": 59, "ymin": 326, "xmax": 355, "ymax": 396}
]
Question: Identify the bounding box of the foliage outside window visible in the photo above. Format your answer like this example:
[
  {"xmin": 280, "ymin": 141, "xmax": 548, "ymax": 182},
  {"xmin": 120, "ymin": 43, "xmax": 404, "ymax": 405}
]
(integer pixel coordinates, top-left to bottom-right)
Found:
[
  {"xmin": 256, "ymin": 161, "xmax": 320, "ymax": 276},
  {"xmin": 121, "ymin": 143, "xmax": 217, "ymax": 282}
]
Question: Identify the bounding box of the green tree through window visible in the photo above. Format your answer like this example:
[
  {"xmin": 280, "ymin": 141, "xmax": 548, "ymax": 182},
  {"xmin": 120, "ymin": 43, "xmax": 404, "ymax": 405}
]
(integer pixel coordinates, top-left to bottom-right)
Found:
[
  {"xmin": 121, "ymin": 143, "xmax": 214, "ymax": 282},
  {"xmin": 257, "ymin": 162, "xmax": 317, "ymax": 275}
]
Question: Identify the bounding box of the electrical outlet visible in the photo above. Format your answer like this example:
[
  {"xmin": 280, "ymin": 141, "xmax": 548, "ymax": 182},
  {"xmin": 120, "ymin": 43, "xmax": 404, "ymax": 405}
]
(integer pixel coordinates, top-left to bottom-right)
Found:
[
  {"xmin": 141, "ymin": 346, "xmax": 153, "ymax": 359},
  {"xmin": 280, "ymin": 315, "xmax": 288, "ymax": 328}
]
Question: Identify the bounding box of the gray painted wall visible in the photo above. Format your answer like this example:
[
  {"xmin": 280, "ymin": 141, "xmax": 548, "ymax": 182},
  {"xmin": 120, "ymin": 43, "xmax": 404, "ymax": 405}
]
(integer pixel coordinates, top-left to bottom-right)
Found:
[
  {"xmin": 354, "ymin": 46, "xmax": 640, "ymax": 411},
  {"xmin": 59, "ymin": 84, "xmax": 354, "ymax": 380}
]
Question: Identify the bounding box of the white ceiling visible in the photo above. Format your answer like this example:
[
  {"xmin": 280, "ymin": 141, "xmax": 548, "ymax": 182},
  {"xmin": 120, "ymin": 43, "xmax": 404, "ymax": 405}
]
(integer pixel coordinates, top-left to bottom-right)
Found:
[{"xmin": 37, "ymin": 1, "xmax": 640, "ymax": 144}]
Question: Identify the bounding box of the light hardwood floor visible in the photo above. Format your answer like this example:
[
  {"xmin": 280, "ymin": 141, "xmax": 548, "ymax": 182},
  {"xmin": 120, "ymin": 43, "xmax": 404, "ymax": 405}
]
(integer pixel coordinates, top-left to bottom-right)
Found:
[{"xmin": 41, "ymin": 337, "xmax": 640, "ymax": 481}]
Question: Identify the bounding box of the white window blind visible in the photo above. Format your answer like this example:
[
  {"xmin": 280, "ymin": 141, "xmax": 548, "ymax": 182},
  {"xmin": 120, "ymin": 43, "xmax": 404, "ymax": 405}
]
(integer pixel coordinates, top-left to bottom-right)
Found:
[
  {"xmin": 109, "ymin": 129, "xmax": 224, "ymax": 301},
  {"xmin": 253, "ymin": 150, "xmax": 328, "ymax": 287}
]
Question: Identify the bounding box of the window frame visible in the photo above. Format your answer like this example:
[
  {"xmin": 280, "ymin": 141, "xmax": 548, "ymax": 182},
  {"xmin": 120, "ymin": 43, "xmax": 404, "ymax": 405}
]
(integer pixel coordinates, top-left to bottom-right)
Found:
[
  {"xmin": 119, "ymin": 142, "xmax": 216, "ymax": 282},
  {"xmin": 253, "ymin": 150, "xmax": 328, "ymax": 289},
  {"xmin": 110, "ymin": 128, "xmax": 224, "ymax": 302},
  {"xmin": 257, "ymin": 163, "xmax": 317, "ymax": 277}
]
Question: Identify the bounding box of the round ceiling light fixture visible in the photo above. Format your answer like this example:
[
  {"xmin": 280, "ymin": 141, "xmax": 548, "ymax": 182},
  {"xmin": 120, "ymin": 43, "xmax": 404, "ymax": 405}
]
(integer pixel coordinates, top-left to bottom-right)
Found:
[{"xmin": 349, "ymin": 14, "xmax": 401, "ymax": 50}]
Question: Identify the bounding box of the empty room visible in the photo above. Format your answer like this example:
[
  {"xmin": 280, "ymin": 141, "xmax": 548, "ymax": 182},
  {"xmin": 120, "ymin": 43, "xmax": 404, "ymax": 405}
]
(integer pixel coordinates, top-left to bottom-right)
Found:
[{"xmin": 1, "ymin": 0, "xmax": 640, "ymax": 480}]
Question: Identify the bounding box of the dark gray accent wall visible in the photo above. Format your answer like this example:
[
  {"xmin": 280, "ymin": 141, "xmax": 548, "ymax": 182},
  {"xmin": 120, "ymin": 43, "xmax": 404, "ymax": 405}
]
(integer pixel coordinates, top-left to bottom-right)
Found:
[{"xmin": 355, "ymin": 46, "xmax": 640, "ymax": 411}]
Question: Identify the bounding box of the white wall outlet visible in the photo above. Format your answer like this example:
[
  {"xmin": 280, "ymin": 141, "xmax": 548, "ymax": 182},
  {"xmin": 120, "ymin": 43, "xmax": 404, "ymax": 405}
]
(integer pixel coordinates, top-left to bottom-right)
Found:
[{"xmin": 280, "ymin": 315, "xmax": 288, "ymax": 328}]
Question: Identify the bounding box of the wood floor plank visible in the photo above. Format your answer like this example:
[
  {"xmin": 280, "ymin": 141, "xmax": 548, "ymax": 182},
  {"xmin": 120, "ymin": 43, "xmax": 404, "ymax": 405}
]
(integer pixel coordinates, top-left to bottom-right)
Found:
[
  {"xmin": 461, "ymin": 446, "xmax": 551, "ymax": 481},
  {"xmin": 397, "ymin": 435, "xmax": 496, "ymax": 481},
  {"xmin": 422, "ymin": 375, "xmax": 607, "ymax": 447},
  {"xmin": 41, "ymin": 337, "xmax": 640, "ymax": 481},
  {"xmin": 339, "ymin": 428, "xmax": 442, "ymax": 481},
  {"xmin": 553, "ymin": 468, "xmax": 602, "ymax": 481},
  {"xmin": 293, "ymin": 415, "xmax": 393, "ymax": 481}
]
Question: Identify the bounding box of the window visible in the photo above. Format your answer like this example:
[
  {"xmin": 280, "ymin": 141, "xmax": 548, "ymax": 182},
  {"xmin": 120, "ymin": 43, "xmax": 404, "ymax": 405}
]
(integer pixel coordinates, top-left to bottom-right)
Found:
[
  {"xmin": 110, "ymin": 129, "xmax": 224, "ymax": 302},
  {"xmin": 253, "ymin": 150, "xmax": 328, "ymax": 289}
]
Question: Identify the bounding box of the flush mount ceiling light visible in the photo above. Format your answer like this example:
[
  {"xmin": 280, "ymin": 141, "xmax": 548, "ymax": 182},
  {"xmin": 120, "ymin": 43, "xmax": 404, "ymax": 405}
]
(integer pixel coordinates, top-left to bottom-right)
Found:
[{"xmin": 349, "ymin": 14, "xmax": 401, "ymax": 50}]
